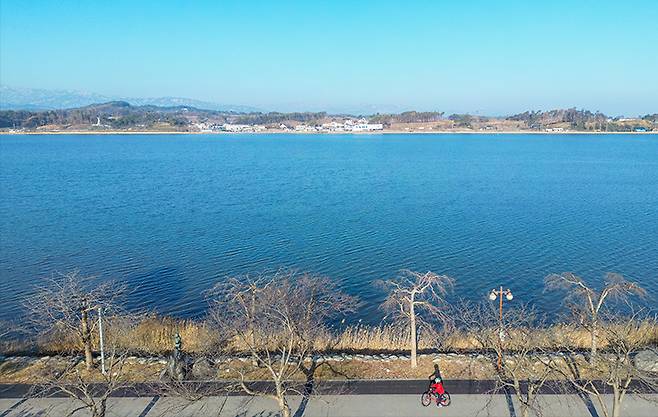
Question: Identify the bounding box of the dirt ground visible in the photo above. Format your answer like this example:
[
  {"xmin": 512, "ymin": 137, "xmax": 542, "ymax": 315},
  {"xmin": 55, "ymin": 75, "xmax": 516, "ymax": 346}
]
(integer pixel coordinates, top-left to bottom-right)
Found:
[{"xmin": 0, "ymin": 354, "xmax": 495, "ymax": 384}]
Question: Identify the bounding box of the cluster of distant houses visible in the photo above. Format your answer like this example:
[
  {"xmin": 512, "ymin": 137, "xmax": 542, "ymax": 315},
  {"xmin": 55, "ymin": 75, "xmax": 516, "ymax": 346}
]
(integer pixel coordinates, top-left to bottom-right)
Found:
[
  {"xmin": 191, "ymin": 122, "xmax": 261, "ymax": 133},
  {"xmin": 193, "ymin": 118, "xmax": 384, "ymax": 133},
  {"xmin": 314, "ymin": 119, "xmax": 384, "ymax": 132}
]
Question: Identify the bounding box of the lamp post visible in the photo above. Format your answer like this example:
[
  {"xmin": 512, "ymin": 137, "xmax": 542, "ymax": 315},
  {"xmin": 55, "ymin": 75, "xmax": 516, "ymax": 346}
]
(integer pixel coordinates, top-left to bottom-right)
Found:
[
  {"xmin": 98, "ymin": 307, "xmax": 106, "ymax": 374},
  {"xmin": 488, "ymin": 286, "xmax": 513, "ymax": 370}
]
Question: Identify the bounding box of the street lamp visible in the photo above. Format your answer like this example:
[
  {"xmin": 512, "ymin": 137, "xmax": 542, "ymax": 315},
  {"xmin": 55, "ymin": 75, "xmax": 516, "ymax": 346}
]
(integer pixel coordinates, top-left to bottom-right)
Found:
[
  {"xmin": 98, "ymin": 307, "xmax": 106, "ymax": 375},
  {"xmin": 488, "ymin": 286, "xmax": 513, "ymax": 370}
]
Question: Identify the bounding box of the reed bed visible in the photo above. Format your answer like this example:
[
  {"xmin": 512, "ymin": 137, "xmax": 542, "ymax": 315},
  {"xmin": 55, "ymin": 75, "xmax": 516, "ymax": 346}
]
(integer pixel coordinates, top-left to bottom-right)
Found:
[{"xmin": 3, "ymin": 315, "xmax": 656, "ymax": 356}]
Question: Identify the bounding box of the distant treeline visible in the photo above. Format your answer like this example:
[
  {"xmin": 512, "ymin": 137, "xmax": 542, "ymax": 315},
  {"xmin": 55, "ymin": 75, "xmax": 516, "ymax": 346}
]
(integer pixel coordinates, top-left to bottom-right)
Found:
[
  {"xmin": 507, "ymin": 109, "xmax": 607, "ymax": 129},
  {"xmin": 1, "ymin": 101, "xmax": 655, "ymax": 131},
  {"xmin": 0, "ymin": 101, "xmax": 193, "ymax": 129},
  {"xmin": 233, "ymin": 111, "xmax": 328, "ymax": 125},
  {"xmin": 369, "ymin": 111, "xmax": 445, "ymax": 125},
  {"xmin": 507, "ymin": 108, "xmax": 655, "ymax": 131}
]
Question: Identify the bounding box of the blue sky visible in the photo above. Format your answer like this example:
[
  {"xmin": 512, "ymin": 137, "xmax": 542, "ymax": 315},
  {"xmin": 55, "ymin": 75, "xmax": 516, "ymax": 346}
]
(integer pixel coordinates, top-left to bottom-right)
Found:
[{"xmin": 1, "ymin": 0, "xmax": 657, "ymax": 115}]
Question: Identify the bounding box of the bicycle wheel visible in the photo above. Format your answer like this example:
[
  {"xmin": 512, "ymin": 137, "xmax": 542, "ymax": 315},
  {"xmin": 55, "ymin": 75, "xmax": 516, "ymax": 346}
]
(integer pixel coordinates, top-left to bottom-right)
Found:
[
  {"xmin": 439, "ymin": 392, "xmax": 451, "ymax": 407},
  {"xmin": 421, "ymin": 391, "xmax": 432, "ymax": 406}
]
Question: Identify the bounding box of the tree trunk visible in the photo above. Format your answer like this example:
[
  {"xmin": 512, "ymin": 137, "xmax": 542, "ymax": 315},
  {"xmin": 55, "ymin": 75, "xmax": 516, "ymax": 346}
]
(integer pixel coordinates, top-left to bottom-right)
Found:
[
  {"xmin": 278, "ymin": 398, "xmax": 291, "ymax": 417},
  {"xmin": 250, "ymin": 293, "xmax": 258, "ymax": 367},
  {"xmin": 92, "ymin": 399, "xmax": 106, "ymax": 417},
  {"xmin": 520, "ymin": 403, "xmax": 530, "ymax": 417},
  {"xmin": 591, "ymin": 319, "xmax": 597, "ymax": 359},
  {"xmin": 81, "ymin": 309, "xmax": 93, "ymax": 370},
  {"xmin": 611, "ymin": 388, "xmax": 621, "ymax": 417},
  {"xmin": 521, "ymin": 389, "xmax": 533, "ymax": 417},
  {"xmin": 275, "ymin": 385, "xmax": 291, "ymax": 417},
  {"xmin": 510, "ymin": 379, "xmax": 531, "ymax": 417},
  {"xmin": 410, "ymin": 301, "xmax": 417, "ymax": 369}
]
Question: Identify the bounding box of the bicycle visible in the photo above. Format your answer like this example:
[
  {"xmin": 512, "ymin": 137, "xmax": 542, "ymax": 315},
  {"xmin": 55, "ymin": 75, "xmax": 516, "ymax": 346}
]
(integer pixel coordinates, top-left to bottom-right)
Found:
[{"xmin": 421, "ymin": 381, "xmax": 451, "ymax": 407}]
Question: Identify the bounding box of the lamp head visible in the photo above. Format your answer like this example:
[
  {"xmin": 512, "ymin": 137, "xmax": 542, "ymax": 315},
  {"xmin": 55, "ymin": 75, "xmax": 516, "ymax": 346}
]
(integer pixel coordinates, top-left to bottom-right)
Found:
[
  {"xmin": 506, "ymin": 292, "xmax": 513, "ymax": 301},
  {"xmin": 489, "ymin": 291, "xmax": 497, "ymax": 301}
]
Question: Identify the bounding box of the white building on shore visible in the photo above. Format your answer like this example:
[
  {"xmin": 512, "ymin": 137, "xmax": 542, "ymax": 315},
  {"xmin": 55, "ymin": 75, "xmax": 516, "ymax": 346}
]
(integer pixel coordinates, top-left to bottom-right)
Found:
[
  {"xmin": 321, "ymin": 121, "xmax": 345, "ymax": 132},
  {"xmin": 320, "ymin": 118, "xmax": 383, "ymax": 132},
  {"xmin": 351, "ymin": 121, "xmax": 383, "ymax": 132},
  {"xmin": 294, "ymin": 124, "xmax": 318, "ymax": 132},
  {"xmin": 221, "ymin": 123, "xmax": 265, "ymax": 132}
]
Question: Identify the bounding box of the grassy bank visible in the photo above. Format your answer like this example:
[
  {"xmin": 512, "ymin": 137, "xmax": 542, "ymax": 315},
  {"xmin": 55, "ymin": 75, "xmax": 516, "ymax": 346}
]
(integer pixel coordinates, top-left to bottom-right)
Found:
[
  {"xmin": 3, "ymin": 315, "xmax": 657, "ymax": 357},
  {"xmin": 2, "ymin": 315, "xmax": 657, "ymax": 384}
]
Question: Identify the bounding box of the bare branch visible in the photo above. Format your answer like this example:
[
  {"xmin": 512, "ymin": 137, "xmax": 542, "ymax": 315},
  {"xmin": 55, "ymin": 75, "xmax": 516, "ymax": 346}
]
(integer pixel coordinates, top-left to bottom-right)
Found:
[
  {"xmin": 454, "ymin": 300, "xmax": 556, "ymax": 417},
  {"xmin": 206, "ymin": 270, "xmax": 357, "ymax": 417},
  {"xmin": 545, "ymin": 271, "xmax": 647, "ymax": 359},
  {"xmin": 24, "ymin": 270, "xmax": 128, "ymax": 369},
  {"xmin": 380, "ymin": 270, "xmax": 455, "ymax": 368}
]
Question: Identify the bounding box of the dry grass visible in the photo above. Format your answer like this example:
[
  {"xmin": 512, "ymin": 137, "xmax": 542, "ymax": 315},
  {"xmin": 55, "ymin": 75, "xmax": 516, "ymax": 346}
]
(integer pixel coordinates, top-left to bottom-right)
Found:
[
  {"xmin": 108, "ymin": 316, "xmax": 217, "ymax": 354},
  {"xmin": 2, "ymin": 317, "xmax": 657, "ymax": 384},
  {"xmin": 3, "ymin": 316, "xmax": 656, "ymax": 357},
  {"xmin": 4, "ymin": 316, "xmax": 218, "ymax": 356},
  {"xmin": 330, "ymin": 324, "xmax": 413, "ymax": 351}
]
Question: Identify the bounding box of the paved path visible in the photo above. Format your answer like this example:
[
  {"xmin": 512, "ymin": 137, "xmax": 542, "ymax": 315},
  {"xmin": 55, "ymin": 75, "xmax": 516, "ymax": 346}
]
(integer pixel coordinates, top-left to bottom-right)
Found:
[
  {"xmin": 1, "ymin": 394, "xmax": 658, "ymax": 417},
  {"xmin": 1, "ymin": 381, "xmax": 657, "ymax": 416}
]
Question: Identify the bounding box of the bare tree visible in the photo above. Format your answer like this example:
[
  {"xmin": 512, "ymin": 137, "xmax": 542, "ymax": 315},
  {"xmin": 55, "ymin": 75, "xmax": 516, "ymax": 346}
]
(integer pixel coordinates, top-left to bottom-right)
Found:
[
  {"xmin": 380, "ymin": 270, "xmax": 454, "ymax": 368},
  {"xmin": 149, "ymin": 380, "xmax": 233, "ymax": 417},
  {"xmin": 36, "ymin": 348, "xmax": 128, "ymax": 417},
  {"xmin": 24, "ymin": 271, "xmax": 127, "ymax": 370},
  {"xmin": 545, "ymin": 272, "xmax": 646, "ymax": 360},
  {"xmin": 455, "ymin": 301, "xmax": 554, "ymax": 417},
  {"xmin": 544, "ymin": 308, "xmax": 658, "ymax": 417},
  {"xmin": 31, "ymin": 312, "xmax": 139, "ymax": 417},
  {"xmin": 207, "ymin": 271, "xmax": 356, "ymax": 417}
]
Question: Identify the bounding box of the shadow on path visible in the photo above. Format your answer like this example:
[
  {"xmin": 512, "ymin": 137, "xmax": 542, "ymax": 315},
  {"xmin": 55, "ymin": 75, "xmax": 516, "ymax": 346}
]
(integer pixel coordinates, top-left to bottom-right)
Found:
[
  {"xmin": 503, "ymin": 386, "xmax": 517, "ymax": 417},
  {"xmin": 0, "ymin": 398, "xmax": 27, "ymax": 417},
  {"xmin": 577, "ymin": 393, "xmax": 600, "ymax": 417},
  {"xmin": 138, "ymin": 395, "xmax": 160, "ymax": 417},
  {"xmin": 294, "ymin": 360, "xmax": 318, "ymax": 417}
]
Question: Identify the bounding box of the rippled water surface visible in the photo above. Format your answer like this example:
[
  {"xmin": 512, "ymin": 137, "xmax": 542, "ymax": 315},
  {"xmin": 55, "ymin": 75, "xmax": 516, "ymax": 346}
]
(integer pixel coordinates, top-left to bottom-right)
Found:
[{"xmin": 1, "ymin": 133, "xmax": 657, "ymax": 321}]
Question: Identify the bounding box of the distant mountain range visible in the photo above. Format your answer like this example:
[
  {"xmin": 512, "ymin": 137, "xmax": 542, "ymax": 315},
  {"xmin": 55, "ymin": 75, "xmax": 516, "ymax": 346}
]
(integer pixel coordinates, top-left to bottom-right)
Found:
[{"xmin": 0, "ymin": 86, "xmax": 260, "ymax": 113}]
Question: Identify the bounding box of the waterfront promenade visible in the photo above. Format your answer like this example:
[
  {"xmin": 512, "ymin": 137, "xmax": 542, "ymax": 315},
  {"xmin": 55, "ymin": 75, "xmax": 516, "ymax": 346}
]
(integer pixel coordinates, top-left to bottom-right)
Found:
[
  {"xmin": 1, "ymin": 381, "xmax": 657, "ymax": 417},
  {"xmin": 2, "ymin": 394, "xmax": 658, "ymax": 417}
]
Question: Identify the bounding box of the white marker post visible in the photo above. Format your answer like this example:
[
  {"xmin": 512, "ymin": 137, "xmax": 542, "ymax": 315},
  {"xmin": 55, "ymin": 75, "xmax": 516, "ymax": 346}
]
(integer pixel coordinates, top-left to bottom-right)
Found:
[{"xmin": 98, "ymin": 306, "xmax": 106, "ymax": 374}]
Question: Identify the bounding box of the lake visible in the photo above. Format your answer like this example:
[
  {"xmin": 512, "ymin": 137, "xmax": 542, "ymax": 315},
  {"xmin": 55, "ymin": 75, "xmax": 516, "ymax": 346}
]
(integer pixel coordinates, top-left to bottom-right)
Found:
[{"xmin": 1, "ymin": 133, "xmax": 657, "ymax": 322}]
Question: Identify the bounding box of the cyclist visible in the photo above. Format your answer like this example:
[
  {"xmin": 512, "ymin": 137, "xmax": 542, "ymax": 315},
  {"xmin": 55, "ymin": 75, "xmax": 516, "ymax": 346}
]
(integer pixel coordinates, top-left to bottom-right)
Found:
[{"xmin": 429, "ymin": 364, "xmax": 445, "ymax": 397}]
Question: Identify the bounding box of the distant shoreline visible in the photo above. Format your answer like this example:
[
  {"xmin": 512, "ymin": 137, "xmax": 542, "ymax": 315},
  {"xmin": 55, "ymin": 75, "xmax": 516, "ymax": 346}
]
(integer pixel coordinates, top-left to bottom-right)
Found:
[{"xmin": 1, "ymin": 130, "xmax": 655, "ymax": 136}]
